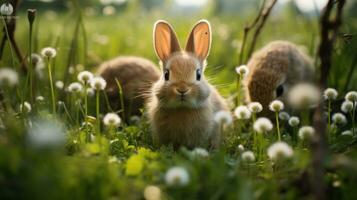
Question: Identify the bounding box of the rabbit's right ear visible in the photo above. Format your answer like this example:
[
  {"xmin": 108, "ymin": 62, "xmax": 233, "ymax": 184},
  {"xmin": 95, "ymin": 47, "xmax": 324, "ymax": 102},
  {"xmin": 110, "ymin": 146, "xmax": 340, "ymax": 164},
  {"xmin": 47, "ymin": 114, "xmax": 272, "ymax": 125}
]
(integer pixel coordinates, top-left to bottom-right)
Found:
[{"xmin": 153, "ymin": 20, "xmax": 181, "ymax": 62}]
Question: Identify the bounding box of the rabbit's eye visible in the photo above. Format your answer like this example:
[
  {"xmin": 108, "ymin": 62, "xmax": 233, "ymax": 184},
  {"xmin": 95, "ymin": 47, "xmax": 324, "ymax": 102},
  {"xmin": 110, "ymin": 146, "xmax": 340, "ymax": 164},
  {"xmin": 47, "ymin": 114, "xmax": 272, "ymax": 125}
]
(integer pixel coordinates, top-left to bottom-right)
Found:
[
  {"xmin": 276, "ymin": 85, "xmax": 284, "ymax": 97},
  {"xmin": 164, "ymin": 69, "xmax": 170, "ymax": 81},
  {"xmin": 196, "ymin": 69, "xmax": 202, "ymax": 81}
]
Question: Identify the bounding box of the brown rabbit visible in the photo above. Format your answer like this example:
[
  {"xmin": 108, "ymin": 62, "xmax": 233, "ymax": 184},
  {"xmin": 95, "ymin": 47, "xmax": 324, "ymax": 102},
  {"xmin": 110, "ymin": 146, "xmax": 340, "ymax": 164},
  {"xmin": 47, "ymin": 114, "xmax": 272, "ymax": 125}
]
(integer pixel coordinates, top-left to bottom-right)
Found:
[
  {"xmin": 97, "ymin": 56, "xmax": 160, "ymax": 120},
  {"xmin": 146, "ymin": 20, "xmax": 228, "ymax": 149},
  {"xmin": 244, "ymin": 41, "xmax": 314, "ymax": 114}
]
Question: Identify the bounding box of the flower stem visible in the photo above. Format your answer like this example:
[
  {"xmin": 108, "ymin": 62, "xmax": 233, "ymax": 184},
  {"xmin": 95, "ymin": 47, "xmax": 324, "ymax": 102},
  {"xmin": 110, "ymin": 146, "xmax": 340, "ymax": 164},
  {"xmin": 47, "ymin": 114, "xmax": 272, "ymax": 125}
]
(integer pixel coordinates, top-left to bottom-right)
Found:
[
  {"xmin": 236, "ymin": 76, "xmax": 241, "ymax": 107},
  {"xmin": 47, "ymin": 58, "xmax": 56, "ymax": 115},
  {"xmin": 275, "ymin": 112, "xmax": 281, "ymax": 141},
  {"xmin": 327, "ymin": 100, "xmax": 331, "ymax": 141},
  {"xmin": 96, "ymin": 90, "xmax": 100, "ymax": 134},
  {"xmin": 28, "ymin": 20, "xmax": 34, "ymax": 103}
]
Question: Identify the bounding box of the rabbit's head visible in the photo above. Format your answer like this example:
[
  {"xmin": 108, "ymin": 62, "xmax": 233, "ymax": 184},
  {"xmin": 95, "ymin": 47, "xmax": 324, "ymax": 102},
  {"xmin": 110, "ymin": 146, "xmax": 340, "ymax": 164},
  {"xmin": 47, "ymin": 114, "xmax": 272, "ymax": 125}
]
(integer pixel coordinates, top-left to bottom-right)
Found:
[{"xmin": 151, "ymin": 20, "xmax": 212, "ymax": 109}]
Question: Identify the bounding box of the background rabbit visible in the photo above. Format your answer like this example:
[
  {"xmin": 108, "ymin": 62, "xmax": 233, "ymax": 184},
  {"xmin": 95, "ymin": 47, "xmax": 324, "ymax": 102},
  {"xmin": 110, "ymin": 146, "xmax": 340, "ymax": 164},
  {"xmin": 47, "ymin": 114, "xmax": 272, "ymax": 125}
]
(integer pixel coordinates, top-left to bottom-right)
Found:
[
  {"xmin": 243, "ymin": 41, "xmax": 315, "ymax": 114},
  {"xmin": 147, "ymin": 20, "xmax": 228, "ymax": 149},
  {"xmin": 97, "ymin": 56, "xmax": 160, "ymax": 121}
]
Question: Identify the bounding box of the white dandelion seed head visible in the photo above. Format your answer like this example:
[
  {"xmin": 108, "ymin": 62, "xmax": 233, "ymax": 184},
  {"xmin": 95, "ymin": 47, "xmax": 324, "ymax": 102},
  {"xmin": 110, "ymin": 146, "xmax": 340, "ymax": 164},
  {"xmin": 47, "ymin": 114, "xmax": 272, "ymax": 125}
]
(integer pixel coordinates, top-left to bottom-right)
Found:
[
  {"xmin": 341, "ymin": 101, "xmax": 354, "ymax": 113},
  {"xmin": 103, "ymin": 113, "xmax": 121, "ymax": 128},
  {"xmin": 345, "ymin": 91, "xmax": 357, "ymax": 102},
  {"xmin": 143, "ymin": 185, "xmax": 161, "ymax": 200},
  {"xmin": 238, "ymin": 144, "xmax": 245, "ymax": 152},
  {"xmin": 341, "ymin": 130, "xmax": 353, "ymax": 136},
  {"xmin": 77, "ymin": 71, "xmax": 94, "ymax": 84},
  {"xmin": 269, "ymin": 100, "xmax": 284, "ymax": 112},
  {"xmin": 288, "ymin": 116, "xmax": 300, "ymax": 127},
  {"xmin": 279, "ymin": 112, "xmax": 290, "ymax": 121},
  {"xmin": 323, "ymin": 88, "xmax": 338, "ymax": 101},
  {"xmin": 90, "ymin": 77, "xmax": 107, "ymax": 90},
  {"xmin": 67, "ymin": 82, "xmax": 83, "ymax": 93},
  {"xmin": 267, "ymin": 142, "xmax": 294, "ymax": 161},
  {"xmin": 30, "ymin": 53, "xmax": 44, "ymax": 69},
  {"xmin": 235, "ymin": 65, "xmax": 249, "ymax": 77},
  {"xmin": 165, "ymin": 166, "xmax": 190, "ymax": 186},
  {"xmin": 0, "ymin": 3, "xmax": 13, "ymax": 15},
  {"xmin": 214, "ymin": 110, "xmax": 233, "ymax": 125},
  {"xmin": 253, "ymin": 117, "xmax": 273, "ymax": 134},
  {"xmin": 248, "ymin": 102, "xmax": 263, "ymax": 113},
  {"xmin": 19, "ymin": 101, "xmax": 31, "ymax": 113},
  {"xmin": 55, "ymin": 80, "xmax": 64, "ymax": 89},
  {"xmin": 332, "ymin": 113, "xmax": 347, "ymax": 125},
  {"xmin": 288, "ymin": 83, "xmax": 321, "ymax": 109},
  {"xmin": 234, "ymin": 106, "xmax": 251, "ymax": 120},
  {"xmin": 36, "ymin": 96, "xmax": 44, "ymax": 102},
  {"xmin": 191, "ymin": 147, "xmax": 209, "ymax": 158},
  {"xmin": 27, "ymin": 118, "xmax": 65, "ymax": 148},
  {"xmin": 41, "ymin": 47, "xmax": 57, "ymax": 58},
  {"xmin": 0, "ymin": 68, "xmax": 18, "ymax": 87},
  {"xmin": 241, "ymin": 151, "xmax": 255, "ymax": 162},
  {"xmin": 86, "ymin": 88, "xmax": 95, "ymax": 97},
  {"xmin": 298, "ymin": 126, "xmax": 315, "ymax": 140}
]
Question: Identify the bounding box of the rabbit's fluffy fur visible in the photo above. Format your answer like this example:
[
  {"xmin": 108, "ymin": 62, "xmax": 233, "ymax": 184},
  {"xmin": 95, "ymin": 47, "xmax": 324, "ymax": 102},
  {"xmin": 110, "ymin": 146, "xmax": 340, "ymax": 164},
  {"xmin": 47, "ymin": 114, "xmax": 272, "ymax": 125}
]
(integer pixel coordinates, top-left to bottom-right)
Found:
[
  {"xmin": 97, "ymin": 56, "xmax": 160, "ymax": 119},
  {"xmin": 147, "ymin": 20, "xmax": 228, "ymax": 149},
  {"xmin": 244, "ymin": 41, "xmax": 314, "ymax": 113}
]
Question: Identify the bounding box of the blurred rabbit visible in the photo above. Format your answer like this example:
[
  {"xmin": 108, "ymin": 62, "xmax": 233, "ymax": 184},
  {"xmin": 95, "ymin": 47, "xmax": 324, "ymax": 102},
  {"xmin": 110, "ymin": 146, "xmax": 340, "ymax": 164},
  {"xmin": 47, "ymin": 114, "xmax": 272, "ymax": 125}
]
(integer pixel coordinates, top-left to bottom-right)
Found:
[
  {"xmin": 244, "ymin": 41, "xmax": 314, "ymax": 114},
  {"xmin": 147, "ymin": 20, "xmax": 228, "ymax": 149},
  {"xmin": 97, "ymin": 56, "xmax": 160, "ymax": 121}
]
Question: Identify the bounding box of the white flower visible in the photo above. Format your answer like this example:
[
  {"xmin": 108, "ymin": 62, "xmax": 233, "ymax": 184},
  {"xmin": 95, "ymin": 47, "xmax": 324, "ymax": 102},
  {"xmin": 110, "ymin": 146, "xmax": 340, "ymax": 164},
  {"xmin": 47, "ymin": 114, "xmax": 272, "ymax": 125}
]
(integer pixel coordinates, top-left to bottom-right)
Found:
[
  {"xmin": 235, "ymin": 65, "xmax": 249, "ymax": 77},
  {"xmin": 288, "ymin": 83, "xmax": 321, "ymax": 109},
  {"xmin": 341, "ymin": 130, "xmax": 353, "ymax": 136},
  {"xmin": 332, "ymin": 113, "xmax": 347, "ymax": 125},
  {"xmin": 0, "ymin": 68, "xmax": 18, "ymax": 87},
  {"xmin": 0, "ymin": 3, "xmax": 13, "ymax": 15},
  {"xmin": 288, "ymin": 116, "xmax": 300, "ymax": 127},
  {"xmin": 36, "ymin": 96, "xmax": 44, "ymax": 102},
  {"xmin": 27, "ymin": 118, "xmax": 65, "ymax": 148},
  {"xmin": 191, "ymin": 147, "xmax": 209, "ymax": 158},
  {"xmin": 241, "ymin": 151, "xmax": 255, "ymax": 162},
  {"xmin": 77, "ymin": 71, "xmax": 94, "ymax": 84},
  {"xmin": 238, "ymin": 144, "xmax": 245, "ymax": 152},
  {"xmin": 214, "ymin": 110, "xmax": 232, "ymax": 125},
  {"xmin": 323, "ymin": 88, "xmax": 338, "ymax": 100},
  {"xmin": 234, "ymin": 106, "xmax": 251, "ymax": 119},
  {"xmin": 279, "ymin": 112, "xmax": 290, "ymax": 121},
  {"xmin": 103, "ymin": 113, "xmax": 121, "ymax": 128},
  {"xmin": 165, "ymin": 166, "xmax": 190, "ymax": 186},
  {"xmin": 19, "ymin": 101, "xmax": 31, "ymax": 113},
  {"xmin": 143, "ymin": 185, "xmax": 161, "ymax": 200},
  {"xmin": 269, "ymin": 100, "xmax": 284, "ymax": 112},
  {"xmin": 30, "ymin": 54, "xmax": 44, "ymax": 70},
  {"xmin": 267, "ymin": 142, "xmax": 294, "ymax": 161},
  {"xmin": 248, "ymin": 102, "xmax": 263, "ymax": 113},
  {"xmin": 86, "ymin": 88, "xmax": 95, "ymax": 97},
  {"xmin": 55, "ymin": 80, "xmax": 64, "ymax": 89},
  {"xmin": 345, "ymin": 91, "xmax": 357, "ymax": 102},
  {"xmin": 41, "ymin": 47, "xmax": 57, "ymax": 58},
  {"xmin": 298, "ymin": 126, "xmax": 315, "ymax": 140},
  {"xmin": 90, "ymin": 77, "xmax": 107, "ymax": 90},
  {"xmin": 67, "ymin": 82, "xmax": 83, "ymax": 93},
  {"xmin": 253, "ymin": 117, "xmax": 273, "ymax": 134},
  {"xmin": 341, "ymin": 101, "xmax": 354, "ymax": 113}
]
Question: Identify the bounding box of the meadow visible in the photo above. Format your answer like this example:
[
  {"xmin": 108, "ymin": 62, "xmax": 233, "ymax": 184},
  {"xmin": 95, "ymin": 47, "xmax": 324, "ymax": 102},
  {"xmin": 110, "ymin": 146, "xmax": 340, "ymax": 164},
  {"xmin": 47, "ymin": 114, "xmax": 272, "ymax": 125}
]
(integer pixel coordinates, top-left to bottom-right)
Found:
[{"xmin": 0, "ymin": 0, "xmax": 357, "ymax": 199}]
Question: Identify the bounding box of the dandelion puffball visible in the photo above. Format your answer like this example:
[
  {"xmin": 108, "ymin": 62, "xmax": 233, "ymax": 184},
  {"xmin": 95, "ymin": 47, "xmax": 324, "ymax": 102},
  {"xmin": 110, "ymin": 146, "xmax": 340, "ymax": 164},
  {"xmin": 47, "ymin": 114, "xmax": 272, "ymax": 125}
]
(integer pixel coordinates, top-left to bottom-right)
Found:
[
  {"xmin": 345, "ymin": 91, "xmax": 357, "ymax": 102},
  {"xmin": 332, "ymin": 113, "xmax": 347, "ymax": 125},
  {"xmin": 191, "ymin": 147, "xmax": 209, "ymax": 158},
  {"xmin": 235, "ymin": 65, "xmax": 249, "ymax": 77},
  {"xmin": 288, "ymin": 83, "xmax": 321, "ymax": 109},
  {"xmin": 165, "ymin": 166, "xmax": 190, "ymax": 186},
  {"xmin": 214, "ymin": 110, "xmax": 233, "ymax": 125},
  {"xmin": 41, "ymin": 47, "xmax": 57, "ymax": 58},
  {"xmin": 67, "ymin": 82, "xmax": 83, "ymax": 93},
  {"xmin": 279, "ymin": 112, "xmax": 290, "ymax": 121},
  {"xmin": 248, "ymin": 102, "xmax": 263, "ymax": 113},
  {"xmin": 267, "ymin": 142, "xmax": 294, "ymax": 161},
  {"xmin": 103, "ymin": 113, "xmax": 121, "ymax": 128},
  {"xmin": 143, "ymin": 185, "xmax": 161, "ymax": 200},
  {"xmin": 0, "ymin": 68, "xmax": 18, "ymax": 87},
  {"xmin": 55, "ymin": 80, "xmax": 64, "ymax": 89},
  {"xmin": 298, "ymin": 126, "xmax": 315, "ymax": 140},
  {"xmin": 241, "ymin": 151, "xmax": 255, "ymax": 162},
  {"xmin": 90, "ymin": 77, "xmax": 107, "ymax": 90},
  {"xmin": 19, "ymin": 101, "xmax": 31, "ymax": 113},
  {"xmin": 341, "ymin": 130, "xmax": 353, "ymax": 136},
  {"xmin": 27, "ymin": 118, "xmax": 65, "ymax": 148},
  {"xmin": 77, "ymin": 71, "xmax": 94, "ymax": 84},
  {"xmin": 269, "ymin": 100, "xmax": 284, "ymax": 112},
  {"xmin": 238, "ymin": 144, "xmax": 245, "ymax": 152},
  {"xmin": 288, "ymin": 116, "xmax": 300, "ymax": 127},
  {"xmin": 0, "ymin": 3, "xmax": 13, "ymax": 15},
  {"xmin": 234, "ymin": 106, "xmax": 251, "ymax": 120},
  {"xmin": 253, "ymin": 117, "xmax": 273, "ymax": 134},
  {"xmin": 323, "ymin": 88, "xmax": 338, "ymax": 100},
  {"xmin": 341, "ymin": 101, "xmax": 354, "ymax": 113}
]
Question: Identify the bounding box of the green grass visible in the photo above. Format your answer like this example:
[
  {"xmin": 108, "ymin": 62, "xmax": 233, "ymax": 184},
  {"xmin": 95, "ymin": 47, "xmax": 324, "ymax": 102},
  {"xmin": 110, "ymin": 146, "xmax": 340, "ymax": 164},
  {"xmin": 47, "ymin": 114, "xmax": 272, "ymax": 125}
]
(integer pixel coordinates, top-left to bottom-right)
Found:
[{"xmin": 0, "ymin": 3, "xmax": 357, "ymax": 200}]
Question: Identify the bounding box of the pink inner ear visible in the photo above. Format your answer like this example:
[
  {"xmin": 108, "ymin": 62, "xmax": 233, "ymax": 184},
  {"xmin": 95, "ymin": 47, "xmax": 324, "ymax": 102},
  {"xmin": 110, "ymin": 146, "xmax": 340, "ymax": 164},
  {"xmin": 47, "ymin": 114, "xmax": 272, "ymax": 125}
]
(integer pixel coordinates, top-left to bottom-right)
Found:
[
  {"xmin": 185, "ymin": 21, "xmax": 211, "ymax": 61},
  {"xmin": 154, "ymin": 22, "xmax": 181, "ymax": 61}
]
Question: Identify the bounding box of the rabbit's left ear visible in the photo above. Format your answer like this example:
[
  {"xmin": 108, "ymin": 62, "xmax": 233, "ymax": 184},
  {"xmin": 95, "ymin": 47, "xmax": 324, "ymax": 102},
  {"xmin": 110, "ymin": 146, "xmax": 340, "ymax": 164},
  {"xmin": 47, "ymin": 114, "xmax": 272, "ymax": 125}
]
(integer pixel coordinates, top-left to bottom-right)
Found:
[{"xmin": 185, "ymin": 20, "xmax": 211, "ymax": 62}]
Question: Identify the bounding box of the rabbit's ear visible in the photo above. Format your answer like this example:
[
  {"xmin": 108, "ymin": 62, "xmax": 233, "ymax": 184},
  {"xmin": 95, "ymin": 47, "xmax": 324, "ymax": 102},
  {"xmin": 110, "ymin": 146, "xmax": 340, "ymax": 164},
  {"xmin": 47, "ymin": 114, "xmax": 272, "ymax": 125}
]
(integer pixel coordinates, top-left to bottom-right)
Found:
[
  {"xmin": 185, "ymin": 20, "xmax": 211, "ymax": 61},
  {"xmin": 153, "ymin": 20, "xmax": 181, "ymax": 62}
]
